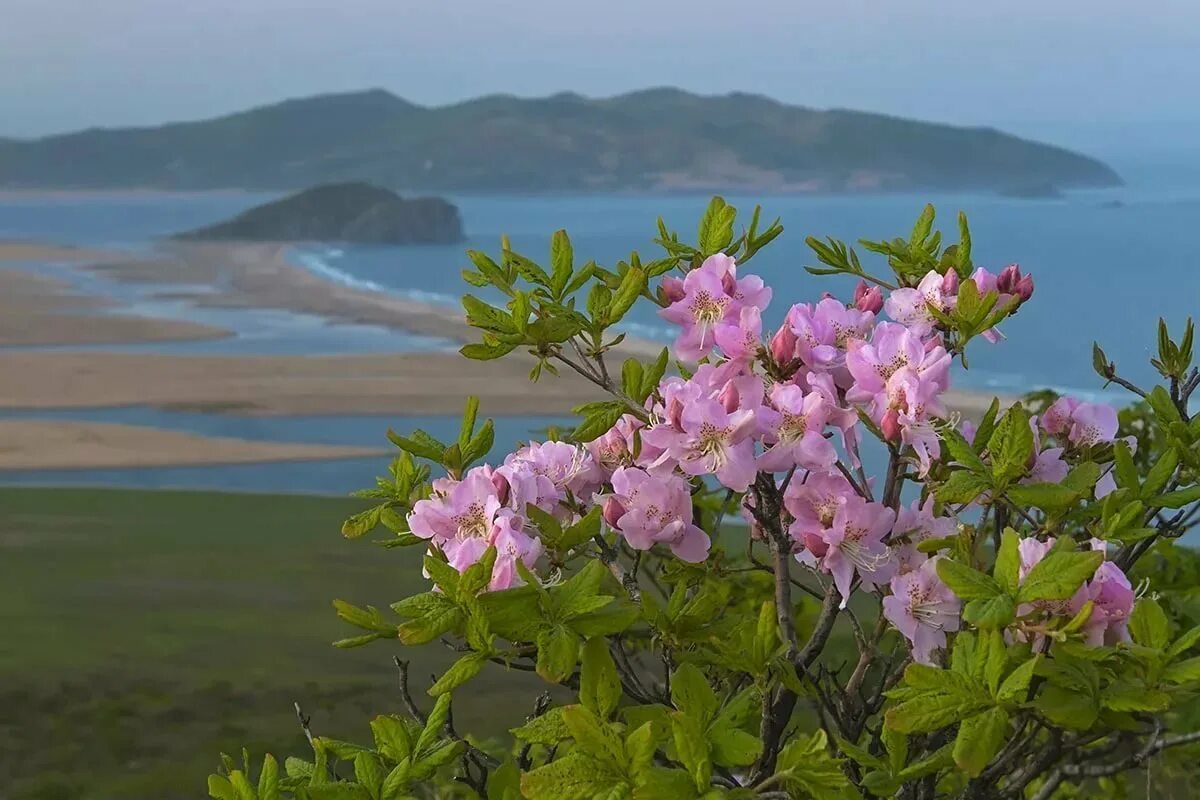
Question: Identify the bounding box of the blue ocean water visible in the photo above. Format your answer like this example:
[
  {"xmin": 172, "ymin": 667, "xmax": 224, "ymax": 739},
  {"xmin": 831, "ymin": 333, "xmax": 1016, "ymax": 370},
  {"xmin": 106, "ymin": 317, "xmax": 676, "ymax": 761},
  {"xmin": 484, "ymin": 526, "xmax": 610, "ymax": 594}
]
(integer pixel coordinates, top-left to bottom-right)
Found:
[{"xmin": 1, "ymin": 179, "xmax": 1197, "ymax": 491}]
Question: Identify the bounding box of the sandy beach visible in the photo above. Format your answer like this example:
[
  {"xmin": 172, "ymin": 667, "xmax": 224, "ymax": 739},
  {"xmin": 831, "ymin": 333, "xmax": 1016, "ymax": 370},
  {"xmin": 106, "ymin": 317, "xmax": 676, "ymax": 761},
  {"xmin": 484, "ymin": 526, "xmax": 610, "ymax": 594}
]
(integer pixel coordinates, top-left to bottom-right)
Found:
[
  {"xmin": 0, "ymin": 238, "xmax": 1005, "ymax": 469},
  {"xmin": 0, "ymin": 420, "xmax": 384, "ymax": 470}
]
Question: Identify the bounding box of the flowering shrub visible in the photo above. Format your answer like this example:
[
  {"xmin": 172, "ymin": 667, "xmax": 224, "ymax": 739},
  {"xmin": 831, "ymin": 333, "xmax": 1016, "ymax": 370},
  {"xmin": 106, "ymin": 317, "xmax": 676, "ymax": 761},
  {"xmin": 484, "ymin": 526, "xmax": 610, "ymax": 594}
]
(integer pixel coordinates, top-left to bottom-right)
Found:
[{"xmin": 209, "ymin": 200, "xmax": 1200, "ymax": 799}]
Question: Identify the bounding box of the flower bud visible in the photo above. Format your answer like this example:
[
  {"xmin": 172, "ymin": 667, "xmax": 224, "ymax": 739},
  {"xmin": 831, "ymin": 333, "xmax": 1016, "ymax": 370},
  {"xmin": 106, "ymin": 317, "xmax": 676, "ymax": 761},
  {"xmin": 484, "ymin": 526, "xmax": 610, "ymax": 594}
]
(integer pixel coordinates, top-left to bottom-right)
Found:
[
  {"xmin": 660, "ymin": 275, "xmax": 685, "ymax": 303},
  {"xmin": 941, "ymin": 269, "xmax": 960, "ymax": 295},
  {"xmin": 666, "ymin": 396, "xmax": 685, "ymax": 430},
  {"xmin": 1015, "ymin": 274, "xmax": 1034, "ymax": 302},
  {"xmin": 853, "ymin": 280, "xmax": 883, "ymax": 314},
  {"xmin": 769, "ymin": 321, "xmax": 798, "ymax": 363},
  {"xmin": 881, "ymin": 408, "xmax": 902, "ymax": 443},
  {"xmin": 490, "ymin": 472, "xmax": 511, "ymax": 505},
  {"xmin": 602, "ymin": 496, "xmax": 627, "ymax": 529},
  {"xmin": 996, "ymin": 264, "xmax": 1022, "ymax": 295},
  {"xmin": 718, "ymin": 380, "xmax": 741, "ymax": 413}
]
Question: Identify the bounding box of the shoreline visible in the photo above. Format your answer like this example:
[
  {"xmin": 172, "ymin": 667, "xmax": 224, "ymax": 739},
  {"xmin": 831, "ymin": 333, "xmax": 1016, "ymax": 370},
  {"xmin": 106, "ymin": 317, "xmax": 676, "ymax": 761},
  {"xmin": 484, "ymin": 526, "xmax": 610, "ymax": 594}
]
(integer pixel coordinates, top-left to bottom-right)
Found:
[{"xmin": 0, "ymin": 237, "xmax": 1012, "ymax": 472}]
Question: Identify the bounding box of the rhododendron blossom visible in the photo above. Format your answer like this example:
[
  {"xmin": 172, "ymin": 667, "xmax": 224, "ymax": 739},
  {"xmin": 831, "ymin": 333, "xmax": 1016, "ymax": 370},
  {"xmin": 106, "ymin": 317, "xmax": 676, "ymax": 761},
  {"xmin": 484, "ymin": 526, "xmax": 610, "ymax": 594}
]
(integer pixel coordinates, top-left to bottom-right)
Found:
[
  {"xmin": 884, "ymin": 555, "xmax": 962, "ymax": 665},
  {"xmin": 604, "ymin": 466, "xmax": 710, "ymax": 562}
]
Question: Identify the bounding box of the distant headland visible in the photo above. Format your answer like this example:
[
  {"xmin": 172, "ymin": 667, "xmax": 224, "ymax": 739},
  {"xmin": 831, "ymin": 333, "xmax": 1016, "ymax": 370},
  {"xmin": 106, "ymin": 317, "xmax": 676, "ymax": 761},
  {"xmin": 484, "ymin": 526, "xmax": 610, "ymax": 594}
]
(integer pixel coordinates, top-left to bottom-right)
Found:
[
  {"xmin": 172, "ymin": 183, "xmax": 464, "ymax": 244},
  {"xmin": 0, "ymin": 88, "xmax": 1122, "ymax": 195}
]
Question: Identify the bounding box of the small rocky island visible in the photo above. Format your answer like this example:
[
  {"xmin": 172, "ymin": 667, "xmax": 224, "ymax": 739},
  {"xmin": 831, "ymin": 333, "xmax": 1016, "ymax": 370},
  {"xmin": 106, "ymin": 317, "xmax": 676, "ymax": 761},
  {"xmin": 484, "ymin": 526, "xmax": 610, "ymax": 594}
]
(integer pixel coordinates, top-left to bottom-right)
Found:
[{"xmin": 174, "ymin": 182, "xmax": 464, "ymax": 244}]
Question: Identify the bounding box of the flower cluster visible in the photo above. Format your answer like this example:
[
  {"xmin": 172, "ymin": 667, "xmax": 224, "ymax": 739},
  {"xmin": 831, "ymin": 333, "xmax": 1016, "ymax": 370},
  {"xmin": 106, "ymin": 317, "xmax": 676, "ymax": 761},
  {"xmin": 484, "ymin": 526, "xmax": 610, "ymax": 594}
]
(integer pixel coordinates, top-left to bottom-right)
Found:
[
  {"xmin": 405, "ymin": 250, "xmax": 1138, "ymax": 666},
  {"xmin": 408, "ymin": 441, "xmax": 603, "ymax": 589}
]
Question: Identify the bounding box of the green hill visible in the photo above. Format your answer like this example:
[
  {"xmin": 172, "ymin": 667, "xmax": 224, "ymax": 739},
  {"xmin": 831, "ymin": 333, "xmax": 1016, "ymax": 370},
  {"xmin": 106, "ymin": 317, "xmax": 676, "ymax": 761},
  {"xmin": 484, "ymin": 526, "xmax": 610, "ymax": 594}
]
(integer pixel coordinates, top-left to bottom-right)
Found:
[{"xmin": 0, "ymin": 87, "xmax": 1121, "ymax": 193}]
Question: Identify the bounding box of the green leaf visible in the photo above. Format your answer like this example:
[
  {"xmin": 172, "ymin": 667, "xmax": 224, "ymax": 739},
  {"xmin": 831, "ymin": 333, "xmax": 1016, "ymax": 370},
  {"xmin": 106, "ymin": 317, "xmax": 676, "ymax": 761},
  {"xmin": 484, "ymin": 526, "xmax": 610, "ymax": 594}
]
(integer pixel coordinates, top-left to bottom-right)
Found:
[
  {"xmin": 1113, "ymin": 440, "xmax": 1138, "ymax": 490},
  {"xmin": 1164, "ymin": 656, "xmax": 1200, "ymax": 684},
  {"xmin": 1035, "ymin": 685, "xmax": 1098, "ymax": 730},
  {"xmin": 536, "ymin": 625, "xmax": 580, "ymax": 683},
  {"xmin": 670, "ymin": 663, "xmax": 718, "ymax": 723},
  {"xmin": 936, "ymin": 559, "xmax": 1003, "ymax": 600},
  {"xmin": 487, "ymin": 760, "xmax": 523, "ymax": 800},
  {"xmin": 1017, "ymin": 550, "xmax": 1102, "ymax": 603},
  {"xmin": 580, "ymin": 638, "xmax": 622, "ymax": 719},
  {"xmin": 562, "ymin": 705, "xmax": 625, "ymax": 769},
  {"xmin": 573, "ymin": 401, "xmax": 626, "ymax": 444},
  {"xmin": 953, "ymin": 707, "xmax": 1009, "ymax": 777},
  {"xmin": 462, "ymin": 294, "xmax": 516, "ymax": 333},
  {"xmin": 942, "ymin": 427, "xmax": 988, "ymax": 473},
  {"xmin": 698, "ymin": 196, "xmax": 736, "ymax": 255},
  {"xmin": 609, "ymin": 266, "xmax": 647, "ymax": 322},
  {"xmin": 1006, "ymin": 482, "xmax": 1084, "ymax": 513},
  {"xmin": 1143, "ymin": 447, "xmax": 1180, "ymax": 497},
  {"xmin": 1148, "ymin": 484, "xmax": 1200, "ymax": 509},
  {"xmin": 521, "ymin": 752, "xmax": 617, "ymax": 800},
  {"xmin": 207, "ymin": 775, "xmax": 238, "ymax": 800},
  {"xmin": 997, "ymin": 657, "xmax": 1037, "ymax": 704},
  {"xmin": 994, "ymin": 528, "xmax": 1021, "ymax": 594},
  {"xmin": 427, "ymin": 652, "xmax": 487, "ymax": 696},
  {"xmin": 1168, "ymin": 625, "xmax": 1200, "ymax": 659},
  {"xmin": 988, "ymin": 405, "xmax": 1034, "ymax": 485},
  {"xmin": 352, "ymin": 753, "xmax": 382, "ymax": 797},
  {"xmin": 670, "ymin": 712, "xmax": 712, "ymax": 791},
  {"xmin": 886, "ymin": 689, "xmax": 991, "ymax": 734},
  {"xmin": 708, "ymin": 725, "xmax": 762, "ymax": 768},
  {"xmin": 550, "ymin": 230, "xmax": 574, "ymax": 298},
  {"xmin": 510, "ymin": 707, "xmax": 569, "ymax": 745},
  {"xmin": 460, "ymin": 340, "xmax": 519, "ymax": 361},
  {"xmin": 937, "ymin": 470, "xmax": 991, "ymax": 505},
  {"xmin": 1130, "ymin": 597, "xmax": 1171, "ymax": 649}
]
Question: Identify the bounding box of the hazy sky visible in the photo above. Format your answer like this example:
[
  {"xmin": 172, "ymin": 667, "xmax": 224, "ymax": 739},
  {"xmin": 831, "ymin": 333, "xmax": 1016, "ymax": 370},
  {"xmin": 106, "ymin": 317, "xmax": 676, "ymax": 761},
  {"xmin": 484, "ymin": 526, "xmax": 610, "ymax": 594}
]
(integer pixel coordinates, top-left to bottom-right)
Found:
[{"xmin": 4, "ymin": 0, "xmax": 1199, "ymax": 158}]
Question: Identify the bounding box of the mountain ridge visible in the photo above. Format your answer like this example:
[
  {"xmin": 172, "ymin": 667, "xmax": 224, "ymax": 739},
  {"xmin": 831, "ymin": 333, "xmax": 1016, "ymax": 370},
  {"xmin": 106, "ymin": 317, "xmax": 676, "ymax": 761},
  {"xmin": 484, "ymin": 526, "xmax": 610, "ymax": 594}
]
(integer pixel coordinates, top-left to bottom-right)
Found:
[{"xmin": 0, "ymin": 88, "xmax": 1122, "ymax": 194}]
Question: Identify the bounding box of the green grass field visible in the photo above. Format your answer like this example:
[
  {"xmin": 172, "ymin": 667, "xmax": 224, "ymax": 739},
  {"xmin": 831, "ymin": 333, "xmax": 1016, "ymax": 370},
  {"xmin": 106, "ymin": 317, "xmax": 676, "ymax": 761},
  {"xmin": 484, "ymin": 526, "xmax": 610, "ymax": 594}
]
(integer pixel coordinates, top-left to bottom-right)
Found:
[{"xmin": 0, "ymin": 488, "xmax": 545, "ymax": 800}]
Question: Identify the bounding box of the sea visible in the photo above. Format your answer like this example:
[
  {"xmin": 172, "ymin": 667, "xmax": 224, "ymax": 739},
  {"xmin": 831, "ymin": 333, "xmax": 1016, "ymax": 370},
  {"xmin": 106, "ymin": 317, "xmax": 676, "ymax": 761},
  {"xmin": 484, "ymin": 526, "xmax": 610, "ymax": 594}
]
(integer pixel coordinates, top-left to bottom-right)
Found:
[{"xmin": 1, "ymin": 164, "xmax": 1198, "ymax": 494}]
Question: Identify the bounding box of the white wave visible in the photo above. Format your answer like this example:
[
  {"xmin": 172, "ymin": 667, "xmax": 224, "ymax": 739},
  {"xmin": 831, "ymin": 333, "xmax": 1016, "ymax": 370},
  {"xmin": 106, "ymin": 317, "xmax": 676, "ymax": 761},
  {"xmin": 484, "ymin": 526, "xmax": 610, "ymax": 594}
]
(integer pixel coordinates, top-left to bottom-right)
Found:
[
  {"xmin": 618, "ymin": 321, "xmax": 675, "ymax": 342},
  {"xmin": 401, "ymin": 289, "xmax": 460, "ymax": 307},
  {"xmin": 292, "ymin": 249, "xmax": 387, "ymax": 293}
]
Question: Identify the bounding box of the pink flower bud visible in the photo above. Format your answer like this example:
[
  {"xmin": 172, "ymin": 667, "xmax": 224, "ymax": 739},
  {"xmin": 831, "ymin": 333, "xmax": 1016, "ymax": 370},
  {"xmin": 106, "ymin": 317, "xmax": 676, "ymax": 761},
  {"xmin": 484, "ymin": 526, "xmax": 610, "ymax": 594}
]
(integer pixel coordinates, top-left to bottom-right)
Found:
[
  {"xmin": 1015, "ymin": 274, "xmax": 1034, "ymax": 302},
  {"xmin": 602, "ymin": 496, "xmax": 627, "ymax": 529},
  {"xmin": 666, "ymin": 395, "xmax": 685, "ymax": 430},
  {"xmin": 660, "ymin": 275, "xmax": 685, "ymax": 303},
  {"xmin": 769, "ymin": 321, "xmax": 798, "ymax": 363},
  {"xmin": 924, "ymin": 335, "xmax": 945, "ymax": 354},
  {"xmin": 718, "ymin": 380, "xmax": 741, "ymax": 413},
  {"xmin": 490, "ymin": 472, "xmax": 511, "ymax": 505},
  {"xmin": 941, "ymin": 270, "xmax": 960, "ymax": 295},
  {"xmin": 853, "ymin": 280, "xmax": 883, "ymax": 314},
  {"xmin": 996, "ymin": 264, "xmax": 1022, "ymax": 295},
  {"xmin": 721, "ymin": 270, "xmax": 738, "ymax": 295},
  {"xmin": 881, "ymin": 408, "xmax": 902, "ymax": 443}
]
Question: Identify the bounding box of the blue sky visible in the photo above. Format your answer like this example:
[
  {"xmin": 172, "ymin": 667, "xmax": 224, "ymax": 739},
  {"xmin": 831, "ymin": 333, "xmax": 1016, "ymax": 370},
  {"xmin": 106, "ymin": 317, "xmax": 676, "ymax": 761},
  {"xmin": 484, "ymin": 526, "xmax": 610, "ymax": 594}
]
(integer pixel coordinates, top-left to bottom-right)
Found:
[{"xmin": 4, "ymin": 0, "xmax": 1198, "ymax": 159}]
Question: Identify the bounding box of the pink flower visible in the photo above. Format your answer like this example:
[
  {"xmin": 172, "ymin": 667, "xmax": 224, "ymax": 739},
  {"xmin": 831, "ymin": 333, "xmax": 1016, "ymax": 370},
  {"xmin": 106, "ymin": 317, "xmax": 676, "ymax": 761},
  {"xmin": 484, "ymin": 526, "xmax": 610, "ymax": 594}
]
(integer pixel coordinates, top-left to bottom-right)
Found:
[
  {"xmin": 409, "ymin": 467, "xmax": 504, "ymax": 546},
  {"xmin": 884, "ymin": 555, "xmax": 961, "ymax": 665},
  {"xmin": 446, "ymin": 511, "xmax": 543, "ymax": 591},
  {"xmin": 784, "ymin": 470, "xmax": 858, "ymax": 550},
  {"xmin": 714, "ymin": 305, "xmax": 763, "ymax": 367},
  {"xmin": 884, "ymin": 270, "xmax": 954, "ymax": 337},
  {"xmin": 606, "ymin": 467, "xmax": 710, "ymax": 562},
  {"xmin": 811, "ymin": 496, "xmax": 897, "ymax": 607},
  {"xmin": 642, "ymin": 395, "xmax": 758, "ymax": 491},
  {"xmin": 853, "ymin": 280, "xmax": 884, "ymax": 314},
  {"xmin": 1041, "ymin": 397, "xmax": 1118, "ymax": 447},
  {"xmin": 845, "ymin": 322, "xmax": 951, "ymax": 417},
  {"xmin": 787, "ymin": 297, "xmax": 874, "ymax": 379},
  {"xmin": 997, "ymin": 264, "xmax": 1034, "ymax": 303},
  {"xmin": 500, "ymin": 440, "xmax": 604, "ymax": 506},
  {"xmin": 891, "ymin": 497, "xmax": 955, "ymax": 571},
  {"xmin": 757, "ymin": 384, "xmax": 837, "ymax": 472},
  {"xmin": 1024, "ymin": 416, "xmax": 1067, "ymax": 484},
  {"xmin": 586, "ymin": 414, "xmax": 642, "ymax": 477},
  {"xmin": 659, "ymin": 254, "xmax": 770, "ymax": 360},
  {"xmin": 1071, "ymin": 561, "xmax": 1134, "ymax": 646},
  {"xmin": 410, "ymin": 467, "xmax": 544, "ymax": 590}
]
